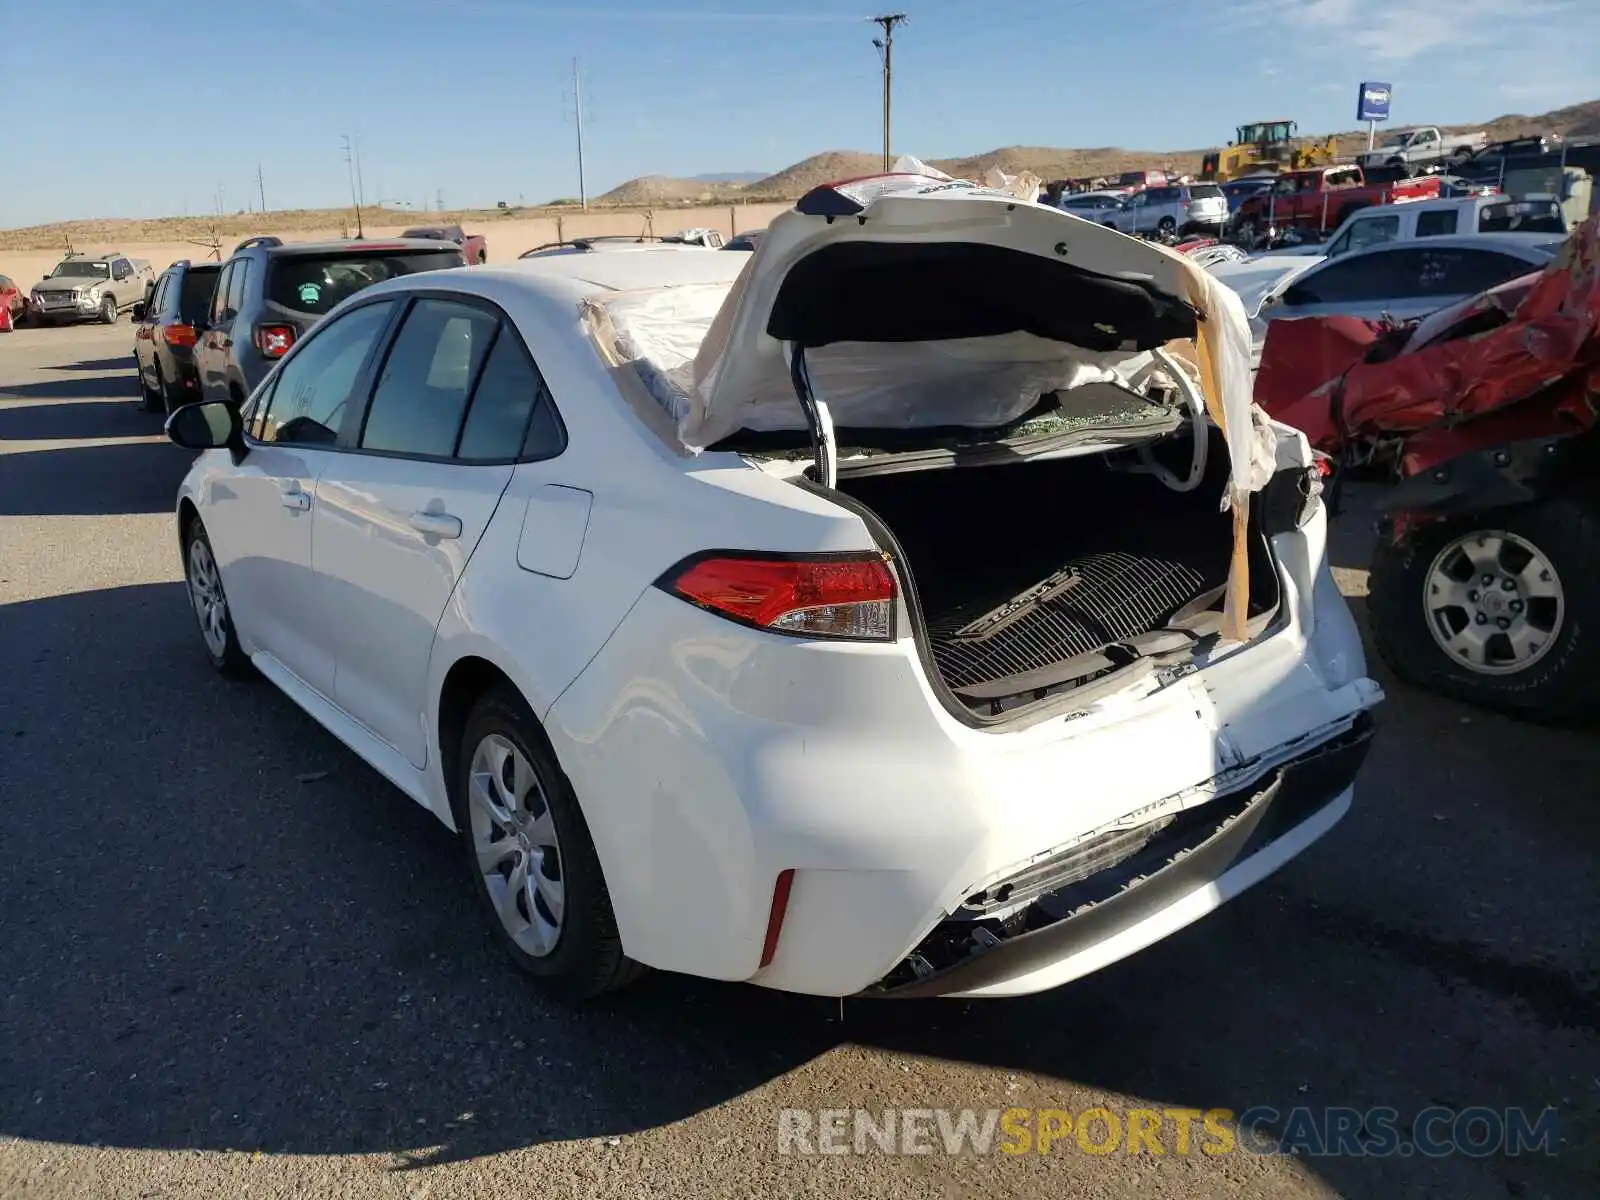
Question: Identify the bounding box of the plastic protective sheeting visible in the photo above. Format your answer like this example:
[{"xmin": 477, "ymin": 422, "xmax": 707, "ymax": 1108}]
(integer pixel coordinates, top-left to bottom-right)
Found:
[{"xmin": 1255, "ymin": 213, "xmax": 1600, "ymax": 475}]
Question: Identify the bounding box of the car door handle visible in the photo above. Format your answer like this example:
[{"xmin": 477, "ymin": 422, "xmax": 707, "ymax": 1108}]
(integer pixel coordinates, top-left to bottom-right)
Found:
[
  {"xmin": 280, "ymin": 486, "xmax": 311, "ymax": 511},
  {"xmin": 409, "ymin": 511, "xmax": 462, "ymax": 539}
]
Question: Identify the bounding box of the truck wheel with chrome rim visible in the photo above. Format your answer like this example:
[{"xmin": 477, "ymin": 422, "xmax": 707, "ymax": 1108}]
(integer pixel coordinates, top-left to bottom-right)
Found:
[
  {"xmin": 99, "ymin": 295, "xmax": 117, "ymax": 325},
  {"xmin": 183, "ymin": 518, "xmax": 252, "ymax": 676},
  {"xmin": 452, "ymin": 685, "xmax": 644, "ymax": 1001},
  {"xmin": 1368, "ymin": 499, "xmax": 1599, "ymax": 717}
]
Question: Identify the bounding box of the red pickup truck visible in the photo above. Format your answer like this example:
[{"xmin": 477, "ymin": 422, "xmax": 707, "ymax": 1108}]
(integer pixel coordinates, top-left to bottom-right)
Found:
[
  {"xmin": 1231, "ymin": 165, "xmax": 1442, "ymax": 246},
  {"xmin": 401, "ymin": 224, "xmax": 488, "ymax": 264}
]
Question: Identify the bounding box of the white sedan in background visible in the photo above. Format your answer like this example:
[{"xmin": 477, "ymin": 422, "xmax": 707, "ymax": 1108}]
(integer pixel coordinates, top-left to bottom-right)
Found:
[
  {"xmin": 164, "ymin": 181, "xmax": 1379, "ymax": 1003},
  {"xmin": 1256, "ymin": 234, "xmax": 1560, "ymax": 327}
]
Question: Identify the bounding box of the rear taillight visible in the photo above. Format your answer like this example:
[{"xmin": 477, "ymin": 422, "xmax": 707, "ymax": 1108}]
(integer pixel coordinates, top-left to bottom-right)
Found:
[
  {"xmin": 254, "ymin": 324, "xmax": 296, "ymax": 358},
  {"xmin": 162, "ymin": 323, "xmax": 196, "ymax": 348},
  {"xmin": 661, "ymin": 552, "xmax": 897, "ymax": 641}
]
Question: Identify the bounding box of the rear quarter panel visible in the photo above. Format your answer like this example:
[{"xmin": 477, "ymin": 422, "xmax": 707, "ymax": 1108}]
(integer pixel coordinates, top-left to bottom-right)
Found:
[{"xmin": 420, "ymin": 278, "xmax": 877, "ymax": 823}]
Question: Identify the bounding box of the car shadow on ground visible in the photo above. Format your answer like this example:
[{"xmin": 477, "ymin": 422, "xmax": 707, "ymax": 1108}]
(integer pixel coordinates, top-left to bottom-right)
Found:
[
  {"xmin": 0, "ymin": 441, "xmax": 192, "ymax": 515},
  {"xmin": 0, "ymin": 399, "xmax": 162, "ymax": 444},
  {"xmin": 49, "ymin": 355, "xmax": 137, "ymax": 372},
  {"xmin": 0, "ymin": 373, "xmax": 138, "ymax": 402},
  {"xmin": 0, "ymin": 584, "xmax": 1594, "ymax": 1199}
]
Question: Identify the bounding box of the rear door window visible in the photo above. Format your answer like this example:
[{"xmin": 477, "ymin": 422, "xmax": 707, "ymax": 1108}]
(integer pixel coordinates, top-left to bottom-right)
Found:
[
  {"xmin": 1414, "ymin": 209, "xmax": 1459, "ymax": 238},
  {"xmin": 266, "ymin": 249, "xmax": 464, "ymax": 317},
  {"xmin": 456, "ymin": 328, "xmax": 566, "ymax": 462},
  {"xmin": 358, "ymin": 299, "xmax": 498, "ymax": 457},
  {"xmin": 1405, "ymin": 248, "xmax": 1542, "ymax": 297},
  {"xmin": 256, "ymin": 301, "xmax": 397, "ymax": 445}
]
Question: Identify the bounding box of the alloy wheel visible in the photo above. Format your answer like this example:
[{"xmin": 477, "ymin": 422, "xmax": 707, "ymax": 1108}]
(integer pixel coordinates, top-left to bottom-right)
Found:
[
  {"xmin": 467, "ymin": 733, "xmax": 566, "ymax": 957},
  {"xmin": 186, "ymin": 538, "xmax": 230, "ymax": 660},
  {"xmin": 1423, "ymin": 529, "xmax": 1564, "ymax": 675}
]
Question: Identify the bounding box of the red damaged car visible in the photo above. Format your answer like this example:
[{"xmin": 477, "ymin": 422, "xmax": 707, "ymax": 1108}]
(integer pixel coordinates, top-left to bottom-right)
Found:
[{"xmin": 1255, "ymin": 214, "xmax": 1599, "ymax": 717}]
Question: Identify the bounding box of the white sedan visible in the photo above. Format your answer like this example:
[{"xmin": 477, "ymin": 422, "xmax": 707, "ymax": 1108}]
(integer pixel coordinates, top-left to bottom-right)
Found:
[
  {"xmin": 165, "ymin": 178, "xmax": 1381, "ymax": 1001},
  {"xmin": 1257, "ymin": 234, "xmax": 1560, "ymax": 326}
]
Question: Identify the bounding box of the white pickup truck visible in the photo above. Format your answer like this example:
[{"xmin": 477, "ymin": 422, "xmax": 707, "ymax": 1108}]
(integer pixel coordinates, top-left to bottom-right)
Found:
[
  {"xmin": 1321, "ymin": 194, "xmax": 1569, "ymax": 259},
  {"xmin": 1357, "ymin": 126, "xmax": 1487, "ymax": 170}
]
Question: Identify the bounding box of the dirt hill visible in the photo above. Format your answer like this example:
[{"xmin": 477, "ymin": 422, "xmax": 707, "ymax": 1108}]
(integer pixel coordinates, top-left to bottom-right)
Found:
[
  {"xmin": 594, "ymin": 174, "xmax": 748, "ymax": 205},
  {"xmin": 8, "ymin": 99, "xmax": 1598, "ymax": 250}
]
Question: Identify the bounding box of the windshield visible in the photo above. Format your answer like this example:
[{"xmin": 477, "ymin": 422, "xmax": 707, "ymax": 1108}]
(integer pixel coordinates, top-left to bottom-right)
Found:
[
  {"xmin": 266, "ymin": 249, "xmax": 464, "ymax": 315},
  {"xmin": 50, "ymin": 260, "xmax": 109, "ymax": 279},
  {"xmin": 400, "ymin": 228, "xmax": 448, "ymax": 240}
]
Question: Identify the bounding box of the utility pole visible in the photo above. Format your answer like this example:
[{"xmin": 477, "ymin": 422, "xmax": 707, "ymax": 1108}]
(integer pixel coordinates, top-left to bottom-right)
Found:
[
  {"xmin": 341, "ymin": 135, "xmax": 365, "ymax": 237},
  {"xmin": 257, "ymin": 163, "xmax": 266, "ymax": 214},
  {"xmin": 870, "ymin": 13, "xmax": 907, "ymax": 172},
  {"xmin": 573, "ymin": 57, "xmax": 588, "ymax": 210}
]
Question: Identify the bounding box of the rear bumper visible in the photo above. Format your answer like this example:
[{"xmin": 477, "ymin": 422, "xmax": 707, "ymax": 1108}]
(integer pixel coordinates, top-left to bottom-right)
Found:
[
  {"xmin": 863, "ymin": 715, "xmax": 1372, "ymax": 997},
  {"xmin": 548, "ymin": 545, "xmax": 1382, "ymax": 997}
]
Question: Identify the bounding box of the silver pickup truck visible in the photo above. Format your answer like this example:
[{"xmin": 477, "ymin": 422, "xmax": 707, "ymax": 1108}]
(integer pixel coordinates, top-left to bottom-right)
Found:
[
  {"xmin": 1356, "ymin": 126, "xmax": 1487, "ymax": 170},
  {"xmin": 29, "ymin": 252, "xmax": 156, "ymax": 325}
]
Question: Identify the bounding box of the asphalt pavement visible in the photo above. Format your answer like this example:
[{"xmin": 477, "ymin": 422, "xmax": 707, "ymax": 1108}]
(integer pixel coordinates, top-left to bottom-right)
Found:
[{"xmin": 1, "ymin": 323, "xmax": 1597, "ymax": 1199}]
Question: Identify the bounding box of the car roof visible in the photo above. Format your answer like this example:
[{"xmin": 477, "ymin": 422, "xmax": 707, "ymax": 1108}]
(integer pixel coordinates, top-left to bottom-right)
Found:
[
  {"xmin": 1311, "ymin": 233, "xmax": 1561, "ymax": 266},
  {"xmin": 351, "ymin": 245, "xmax": 749, "ymax": 312},
  {"xmin": 239, "ymin": 237, "xmax": 462, "ymax": 258}
]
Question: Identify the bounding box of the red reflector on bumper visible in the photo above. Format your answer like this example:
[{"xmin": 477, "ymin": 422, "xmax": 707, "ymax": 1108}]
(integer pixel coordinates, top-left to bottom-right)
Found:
[{"xmin": 760, "ymin": 869, "xmax": 796, "ymax": 968}]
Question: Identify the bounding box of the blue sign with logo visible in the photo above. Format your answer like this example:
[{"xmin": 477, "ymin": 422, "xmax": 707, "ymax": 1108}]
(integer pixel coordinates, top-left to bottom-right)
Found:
[{"xmin": 1358, "ymin": 82, "xmax": 1392, "ymax": 122}]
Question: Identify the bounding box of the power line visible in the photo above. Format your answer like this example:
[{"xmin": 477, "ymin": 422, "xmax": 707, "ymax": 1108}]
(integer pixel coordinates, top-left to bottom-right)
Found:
[{"xmin": 870, "ymin": 13, "xmax": 907, "ymax": 172}]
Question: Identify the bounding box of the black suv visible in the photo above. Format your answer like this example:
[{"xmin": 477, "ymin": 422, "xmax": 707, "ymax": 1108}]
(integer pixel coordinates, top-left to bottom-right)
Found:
[
  {"xmin": 193, "ymin": 238, "xmax": 466, "ymax": 406},
  {"xmin": 132, "ymin": 260, "xmax": 221, "ymax": 413}
]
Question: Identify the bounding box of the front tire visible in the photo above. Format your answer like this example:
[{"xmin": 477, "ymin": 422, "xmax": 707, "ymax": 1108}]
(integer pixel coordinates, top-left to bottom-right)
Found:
[
  {"xmin": 99, "ymin": 296, "xmax": 118, "ymax": 325},
  {"xmin": 452, "ymin": 685, "xmax": 643, "ymax": 1001},
  {"xmin": 183, "ymin": 518, "xmax": 251, "ymax": 676},
  {"xmin": 1368, "ymin": 499, "xmax": 1600, "ymax": 718}
]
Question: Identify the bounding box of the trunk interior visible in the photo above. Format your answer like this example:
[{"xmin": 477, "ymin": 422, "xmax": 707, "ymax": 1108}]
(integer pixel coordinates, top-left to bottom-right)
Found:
[{"xmin": 831, "ymin": 429, "xmax": 1281, "ymax": 719}]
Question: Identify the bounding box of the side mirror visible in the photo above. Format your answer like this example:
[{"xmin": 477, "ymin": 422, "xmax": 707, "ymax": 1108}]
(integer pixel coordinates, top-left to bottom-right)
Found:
[
  {"xmin": 166, "ymin": 401, "xmax": 243, "ymax": 458},
  {"xmin": 131, "ymin": 302, "xmax": 146, "ymax": 321},
  {"xmin": 42, "ymin": 274, "xmax": 49, "ymax": 281}
]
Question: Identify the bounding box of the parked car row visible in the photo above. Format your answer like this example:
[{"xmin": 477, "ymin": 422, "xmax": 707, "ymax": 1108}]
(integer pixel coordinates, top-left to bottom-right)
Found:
[{"xmin": 130, "ymin": 237, "xmax": 468, "ymax": 412}]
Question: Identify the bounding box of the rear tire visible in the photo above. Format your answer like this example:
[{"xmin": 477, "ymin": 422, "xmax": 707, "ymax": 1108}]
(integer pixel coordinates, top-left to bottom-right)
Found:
[
  {"xmin": 1156, "ymin": 216, "xmax": 1176, "ymax": 240},
  {"xmin": 139, "ymin": 360, "xmax": 163, "ymax": 412},
  {"xmin": 452, "ymin": 685, "xmax": 645, "ymax": 1002},
  {"xmin": 1368, "ymin": 498, "xmax": 1600, "ymax": 718}
]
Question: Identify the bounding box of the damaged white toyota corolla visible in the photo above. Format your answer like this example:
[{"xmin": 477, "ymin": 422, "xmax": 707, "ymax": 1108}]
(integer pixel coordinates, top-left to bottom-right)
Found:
[{"xmin": 167, "ymin": 173, "xmax": 1382, "ymax": 1000}]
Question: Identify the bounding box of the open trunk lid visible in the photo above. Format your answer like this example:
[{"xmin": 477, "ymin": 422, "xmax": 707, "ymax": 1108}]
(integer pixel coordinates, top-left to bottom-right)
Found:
[{"xmin": 591, "ymin": 172, "xmax": 1279, "ymax": 638}]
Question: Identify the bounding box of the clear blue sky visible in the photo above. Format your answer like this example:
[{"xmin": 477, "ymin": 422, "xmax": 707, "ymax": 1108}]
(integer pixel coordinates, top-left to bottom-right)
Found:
[{"xmin": 3, "ymin": 0, "xmax": 1594, "ymax": 227}]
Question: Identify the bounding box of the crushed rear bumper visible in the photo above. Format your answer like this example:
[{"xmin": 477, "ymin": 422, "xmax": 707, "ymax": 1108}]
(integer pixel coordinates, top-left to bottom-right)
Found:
[{"xmin": 863, "ymin": 713, "xmax": 1374, "ymax": 998}]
